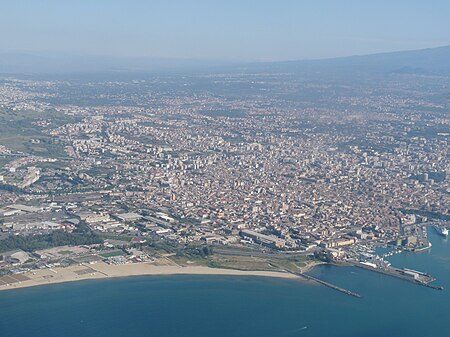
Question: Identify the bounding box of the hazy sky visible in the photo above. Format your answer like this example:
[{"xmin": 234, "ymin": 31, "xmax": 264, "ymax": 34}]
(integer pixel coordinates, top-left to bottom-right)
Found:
[{"xmin": 1, "ymin": 0, "xmax": 450, "ymax": 61}]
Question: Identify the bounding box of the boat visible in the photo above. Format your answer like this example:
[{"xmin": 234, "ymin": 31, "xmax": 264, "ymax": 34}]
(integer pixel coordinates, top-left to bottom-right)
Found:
[{"xmin": 434, "ymin": 225, "xmax": 449, "ymax": 237}]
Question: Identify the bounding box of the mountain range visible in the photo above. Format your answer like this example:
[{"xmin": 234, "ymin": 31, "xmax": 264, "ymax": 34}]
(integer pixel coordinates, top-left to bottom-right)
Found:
[{"xmin": 1, "ymin": 45, "xmax": 449, "ymax": 75}]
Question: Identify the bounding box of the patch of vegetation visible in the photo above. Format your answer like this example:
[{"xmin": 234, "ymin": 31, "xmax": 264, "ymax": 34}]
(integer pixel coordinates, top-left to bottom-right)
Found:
[
  {"xmin": 180, "ymin": 245, "xmax": 213, "ymax": 258},
  {"xmin": 207, "ymin": 253, "xmax": 313, "ymax": 273},
  {"xmin": 0, "ymin": 109, "xmax": 76, "ymax": 158},
  {"xmin": 199, "ymin": 109, "xmax": 247, "ymax": 118},
  {"xmin": 58, "ymin": 250, "xmax": 73, "ymax": 255},
  {"xmin": 0, "ymin": 157, "xmax": 14, "ymax": 168},
  {"xmin": 100, "ymin": 250, "xmax": 126, "ymax": 258},
  {"xmin": 0, "ymin": 230, "xmax": 102, "ymax": 253},
  {"xmin": 0, "ymin": 184, "xmax": 24, "ymax": 194},
  {"xmin": 207, "ymin": 260, "xmax": 227, "ymax": 269}
]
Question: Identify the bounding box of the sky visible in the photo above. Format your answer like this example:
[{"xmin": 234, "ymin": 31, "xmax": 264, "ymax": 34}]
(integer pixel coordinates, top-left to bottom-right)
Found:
[{"xmin": 1, "ymin": 0, "xmax": 450, "ymax": 62}]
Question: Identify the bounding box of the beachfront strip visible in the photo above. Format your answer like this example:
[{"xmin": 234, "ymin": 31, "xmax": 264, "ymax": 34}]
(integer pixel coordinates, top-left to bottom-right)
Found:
[{"xmin": 0, "ymin": 260, "xmax": 300, "ymax": 292}]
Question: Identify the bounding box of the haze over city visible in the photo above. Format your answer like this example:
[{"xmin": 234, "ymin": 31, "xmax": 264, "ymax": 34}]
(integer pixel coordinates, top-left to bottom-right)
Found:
[{"xmin": 1, "ymin": 0, "xmax": 450, "ymax": 62}]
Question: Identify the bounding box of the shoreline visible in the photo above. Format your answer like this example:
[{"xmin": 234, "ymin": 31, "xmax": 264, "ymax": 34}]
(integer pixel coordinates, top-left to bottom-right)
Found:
[{"xmin": 0, "ymin": 261, "xmax": 323, "ymax": 292}]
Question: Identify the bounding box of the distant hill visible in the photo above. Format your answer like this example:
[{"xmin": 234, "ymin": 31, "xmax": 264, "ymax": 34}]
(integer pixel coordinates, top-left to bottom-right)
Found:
[
  {"xmin": 1, "ymin": 45, "xmax": 450, "ymax": 75},
  {"xmin": 240, "ymin": 45, "xmax": 450, "ymax": 76}
]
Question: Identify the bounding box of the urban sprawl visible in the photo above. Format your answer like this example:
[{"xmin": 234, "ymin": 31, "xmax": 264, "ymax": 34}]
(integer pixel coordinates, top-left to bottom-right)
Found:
[{"xmin": 0, "ymin": 73, "xmax": 449, "ymax": 285}]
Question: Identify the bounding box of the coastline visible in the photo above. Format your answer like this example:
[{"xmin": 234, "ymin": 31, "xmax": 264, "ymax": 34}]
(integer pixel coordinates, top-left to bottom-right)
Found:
[{"xmin": 0, "ymin": 261, "xmax": 323, "ymax": 292}]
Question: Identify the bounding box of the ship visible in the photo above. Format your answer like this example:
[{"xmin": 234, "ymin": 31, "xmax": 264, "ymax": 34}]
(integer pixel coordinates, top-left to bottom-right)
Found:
[{"xmin": 434, "ymin": 225, "xmax": 449, "ymax": 237}]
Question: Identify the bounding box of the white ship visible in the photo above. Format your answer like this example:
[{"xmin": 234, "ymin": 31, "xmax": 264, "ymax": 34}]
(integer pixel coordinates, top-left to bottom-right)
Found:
[{"xmin": 434, "ymin": 225, "xmax": 449, "ymax": 237}]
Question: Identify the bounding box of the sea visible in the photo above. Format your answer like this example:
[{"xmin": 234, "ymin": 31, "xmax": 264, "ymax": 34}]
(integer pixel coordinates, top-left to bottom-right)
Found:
[{"xmin": 0, "ymin": 229, "xmax": 449, "ymax": 337}]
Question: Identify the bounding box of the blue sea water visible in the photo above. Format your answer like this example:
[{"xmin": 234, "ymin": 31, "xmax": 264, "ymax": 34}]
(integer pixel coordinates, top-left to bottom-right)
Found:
[{"xmin": 0, "ymin": 230, "xmax": 449, "ymax": 337}]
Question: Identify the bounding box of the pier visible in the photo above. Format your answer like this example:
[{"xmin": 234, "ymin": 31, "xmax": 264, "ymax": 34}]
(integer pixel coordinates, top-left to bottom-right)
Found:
[
  {"xmin": 290, "ymin": 272, "xmax": 362, "ymax": 298},
  {"xmin": 354, "ymin": 263, "xmax": 443, "ymax": 290}
]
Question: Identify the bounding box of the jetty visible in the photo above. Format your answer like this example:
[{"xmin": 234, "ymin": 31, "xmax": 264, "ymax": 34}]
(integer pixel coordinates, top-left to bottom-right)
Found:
[{"xmin": 290, "ymin": 271, "xmax": 362, "ymax": 298}]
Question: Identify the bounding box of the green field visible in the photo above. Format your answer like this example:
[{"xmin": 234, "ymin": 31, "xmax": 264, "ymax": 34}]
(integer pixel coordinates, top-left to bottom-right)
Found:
[
  {"xmin": 0, "ymin": 108, "xmax": 78, "ymax": 158},
  {"xmin": 100, "ymin": 250, "xmax": 126, "ymax": 258}
]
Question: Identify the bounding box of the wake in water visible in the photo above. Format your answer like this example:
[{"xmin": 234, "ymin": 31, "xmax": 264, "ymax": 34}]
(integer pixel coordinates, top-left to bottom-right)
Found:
[{"xmin": 285, "ymin": 326, "xmax": 308, "ymax": 335}]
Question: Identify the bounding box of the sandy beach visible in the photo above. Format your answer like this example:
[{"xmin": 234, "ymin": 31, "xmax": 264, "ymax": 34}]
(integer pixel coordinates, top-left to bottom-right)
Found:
[{"xmin": 0, "ymin": 261, "xmax": 306, "ymax": 291}]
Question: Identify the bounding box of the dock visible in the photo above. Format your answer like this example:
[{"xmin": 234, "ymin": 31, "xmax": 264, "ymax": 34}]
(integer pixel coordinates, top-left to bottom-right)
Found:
[
  {"xmin": 354, "ymin": 263, "xmax": 443, "ymax": 290},
  {"xmin": 290, "ymin": 272, "xmax": 362, "ymax": 298}
]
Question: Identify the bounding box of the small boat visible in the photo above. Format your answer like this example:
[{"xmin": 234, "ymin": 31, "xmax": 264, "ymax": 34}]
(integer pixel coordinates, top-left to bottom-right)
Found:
[{"xmin": 434, "ymin": 225, "xmax": 449, "ymax": 237}]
